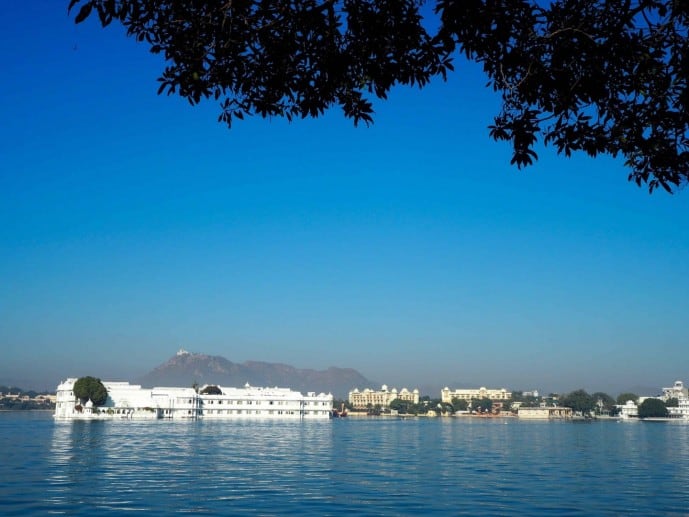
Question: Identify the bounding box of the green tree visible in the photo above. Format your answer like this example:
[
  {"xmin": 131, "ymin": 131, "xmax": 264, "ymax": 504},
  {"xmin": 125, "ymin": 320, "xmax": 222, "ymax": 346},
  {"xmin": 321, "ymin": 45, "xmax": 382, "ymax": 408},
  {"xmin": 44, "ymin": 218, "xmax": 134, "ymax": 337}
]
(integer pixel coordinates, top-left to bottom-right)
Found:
[
  {"xmin": 389, "ymin": 398, "xmax": 411, "ymax": 414},
  {"xmin": 73, "ymin": 376, "xmax": 108, "ymax": 406},
  {"xmin": 451, "ymin": 398, "xmax": 468, "ymax": 411},
  {"xmin": 665, "ymin": 397, "xmax": 679, "ymax": 408},
  {"xmin": 200, "ymin": 385, "xmax": 222, "ymax": 395},
  {"xmin": 70, "ymin": 0, "xmax": 689, "ymax": 192},
  {"xmin": 437, "ymin": 402, "xmax": 454, "ymax": 415},
  {"xmin": 638, "ymin": 398, "xmax": 669, "ymax": 418},
  {"xmin": 471, "ymin": 398, "xmax": 493, "ymax": 413},
  {"xmin": 522, "ymin": 396, "xmax": 540, "ymax": 408},
  {"xmin": 561, "ymin": 389, "xmax": 596, "ymax": 416},
  {"xmin": 616, "ymin": 393, "xmax": 639, "ymax": 405},
  {"xmin": 592, "ymin": 392, "xmax": 616, "ymax": 415},
  {"xmin": 368, "ymin": 404, "xmax": 382, "ymax": 416}
]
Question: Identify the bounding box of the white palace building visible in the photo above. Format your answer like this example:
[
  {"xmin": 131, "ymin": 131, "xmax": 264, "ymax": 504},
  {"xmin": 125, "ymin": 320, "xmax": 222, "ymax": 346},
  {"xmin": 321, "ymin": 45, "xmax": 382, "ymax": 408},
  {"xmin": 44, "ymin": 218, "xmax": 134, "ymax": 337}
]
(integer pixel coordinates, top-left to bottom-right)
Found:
[{"xmin": 54, "ymin": 378, "xmax": 333, "ymax": 420}]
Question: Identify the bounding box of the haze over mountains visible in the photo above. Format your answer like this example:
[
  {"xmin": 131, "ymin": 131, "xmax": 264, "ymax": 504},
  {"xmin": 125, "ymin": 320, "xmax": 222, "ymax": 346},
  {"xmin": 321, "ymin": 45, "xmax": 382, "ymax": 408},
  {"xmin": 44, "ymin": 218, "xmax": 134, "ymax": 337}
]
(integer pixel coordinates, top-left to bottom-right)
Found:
[
  {"xmin": 3, "ymin": 350, "xmax": 658, "ymax": 398},
  {"xmin": 136, "ymin": 350, "xmax": 374, "ymax": 399}
]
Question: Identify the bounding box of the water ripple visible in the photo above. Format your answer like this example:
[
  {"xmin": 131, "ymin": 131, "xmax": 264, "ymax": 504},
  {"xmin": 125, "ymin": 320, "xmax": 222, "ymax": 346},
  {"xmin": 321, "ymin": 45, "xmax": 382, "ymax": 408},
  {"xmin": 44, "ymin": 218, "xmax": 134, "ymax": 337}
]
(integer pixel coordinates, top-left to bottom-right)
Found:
[{"xmin": 2, "ymin": 413, "xmax": 689, "ymax": 514}]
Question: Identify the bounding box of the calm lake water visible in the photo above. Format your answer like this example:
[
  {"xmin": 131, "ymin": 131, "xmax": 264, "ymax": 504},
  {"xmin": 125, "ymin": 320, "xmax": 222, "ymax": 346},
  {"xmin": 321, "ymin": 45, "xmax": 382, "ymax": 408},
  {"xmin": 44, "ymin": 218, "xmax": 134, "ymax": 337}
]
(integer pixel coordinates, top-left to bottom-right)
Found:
[{"xmin": 2, "ymin": 412, "xmax": 689, "ymax": 515}]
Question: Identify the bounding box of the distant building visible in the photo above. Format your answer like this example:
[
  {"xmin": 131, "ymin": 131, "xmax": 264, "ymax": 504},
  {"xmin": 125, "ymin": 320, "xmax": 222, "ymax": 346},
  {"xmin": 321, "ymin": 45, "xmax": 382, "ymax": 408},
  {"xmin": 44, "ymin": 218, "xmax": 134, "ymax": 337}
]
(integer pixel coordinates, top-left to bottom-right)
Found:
[
  {"xmin": 54, "ymin": 378, "xmax": 332, "ymax": 420},
  {"xmin": 348, "ymin": 385, "xmax": 419, "ymax": 409},
  {"xmin": 441, "ymin": 386, "xmax": 512, "ymax": 404},
  {"xmin": 661, "ymin": 380, "xmax": 689, "ymax": 401},
  {"xmin": 517, "ymin": 406, "xmax": 572, "ymax": 419},
  {"xmin": 668, "ymin": 398, "xmax": 689, "ymax": 419},
  {"xmin": 617, "ymin": 400, "xmax": 639, "ymax": 419}
]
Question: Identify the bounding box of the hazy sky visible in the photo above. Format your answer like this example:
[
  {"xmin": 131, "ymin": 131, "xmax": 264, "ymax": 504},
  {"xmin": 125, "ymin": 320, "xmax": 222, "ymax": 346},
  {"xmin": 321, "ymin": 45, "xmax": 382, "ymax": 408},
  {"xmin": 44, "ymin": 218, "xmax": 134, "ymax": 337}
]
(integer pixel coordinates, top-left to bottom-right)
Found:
[{"xmin": 2, "ymin": 2, "xmax": 688, "ymax": 395}]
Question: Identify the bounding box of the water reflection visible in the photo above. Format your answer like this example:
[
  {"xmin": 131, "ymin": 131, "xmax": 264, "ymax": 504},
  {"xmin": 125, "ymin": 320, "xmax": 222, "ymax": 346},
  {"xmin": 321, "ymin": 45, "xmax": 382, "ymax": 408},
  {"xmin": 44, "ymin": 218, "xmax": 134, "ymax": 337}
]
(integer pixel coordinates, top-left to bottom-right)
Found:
[
  {"xmin": 3, "ymin": 414, "xmax": 686, "ymax": 515},
  {"xmin": 47, "ymin": 419, "xmax": 336, "ymax": 514}
]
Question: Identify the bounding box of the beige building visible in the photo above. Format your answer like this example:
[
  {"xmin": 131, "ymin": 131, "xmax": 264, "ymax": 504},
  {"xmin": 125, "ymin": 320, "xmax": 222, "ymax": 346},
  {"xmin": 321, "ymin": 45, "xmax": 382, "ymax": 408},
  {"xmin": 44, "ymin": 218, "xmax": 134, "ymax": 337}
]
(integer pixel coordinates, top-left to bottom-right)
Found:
[
  {"xmin": 349, "ymin": 385, "xmax": 419, "ymax": 409},
  {"xmin": 441, "ymin": 386, "xmax": 512, "ymax": 404},
  {"xmin": 517, "ymin": 406, "xmax": 573, "ymax": 419}
]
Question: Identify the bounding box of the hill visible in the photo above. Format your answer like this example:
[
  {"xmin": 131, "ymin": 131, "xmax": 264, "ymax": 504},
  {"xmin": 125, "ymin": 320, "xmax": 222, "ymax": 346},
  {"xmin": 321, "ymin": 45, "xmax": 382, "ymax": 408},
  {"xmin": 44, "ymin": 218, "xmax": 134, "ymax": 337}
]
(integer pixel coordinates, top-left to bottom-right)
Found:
[{"xmin": 136, "ymin": 351, "xmax": 374, "ymax": 399}]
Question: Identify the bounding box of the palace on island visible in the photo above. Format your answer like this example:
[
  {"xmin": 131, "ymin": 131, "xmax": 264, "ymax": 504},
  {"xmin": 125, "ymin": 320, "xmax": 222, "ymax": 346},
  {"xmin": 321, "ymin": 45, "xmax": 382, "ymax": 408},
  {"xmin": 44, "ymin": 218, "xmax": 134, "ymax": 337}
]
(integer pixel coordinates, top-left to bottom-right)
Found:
[{"xmin": 54, "ymin": 378, "xmax": 332, "ymax": 420}]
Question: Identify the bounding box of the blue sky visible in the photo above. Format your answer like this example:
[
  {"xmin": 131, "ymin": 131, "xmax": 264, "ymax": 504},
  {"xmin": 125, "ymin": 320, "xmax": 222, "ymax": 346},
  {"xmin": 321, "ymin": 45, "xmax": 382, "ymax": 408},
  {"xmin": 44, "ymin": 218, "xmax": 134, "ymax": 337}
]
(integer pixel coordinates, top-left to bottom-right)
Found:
[{"xmin": 1, "ymin": 1, "xmax": 688, "ymax": 395}]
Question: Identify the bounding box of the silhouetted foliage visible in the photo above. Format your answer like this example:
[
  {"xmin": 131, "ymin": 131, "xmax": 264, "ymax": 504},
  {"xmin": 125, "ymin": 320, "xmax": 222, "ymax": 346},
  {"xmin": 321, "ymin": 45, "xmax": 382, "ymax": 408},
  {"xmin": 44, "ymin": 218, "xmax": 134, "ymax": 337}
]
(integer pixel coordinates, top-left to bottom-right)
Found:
[
  {"xmin": 638, "ymin": 397, "xmax": 669, "ymax": 418},
  {"xmin": 438, "ymin": 0, "xmax": 689, "ymax": 192},
  {"xmin": 616, "ymin": 392, "xmax": 639, "ymax": 405},
  {"xmin": 471, "ymin": 397, "xmax": 493, "ymax": 412},
  {"xmin": 592, "ymin": 392, "xmax": 615, "ymax": 414},
  {"xmin": 73, "ymin": 376, "xmax": 108, "ymax": 406},
  {"xmin": 69, "ymin": 0, "xmax": 689, "ymax": 192},
  {"xmin": 451, "ymin": 397, "xmax": 469, "ymax": 411},
  {"xmin": 389, "ymin": 398, "xmax": 418, "ymax": 414},
  {"xmin": 200, "ymin": 385, "xmax": 222, "ymax": 395},
  {"xmin": 665, "ymin": 397, "xmax": 679, "ymax": 407},
  {"xmin": 561, "ymin": 389, "xmax": 596, "ymax": 415}
]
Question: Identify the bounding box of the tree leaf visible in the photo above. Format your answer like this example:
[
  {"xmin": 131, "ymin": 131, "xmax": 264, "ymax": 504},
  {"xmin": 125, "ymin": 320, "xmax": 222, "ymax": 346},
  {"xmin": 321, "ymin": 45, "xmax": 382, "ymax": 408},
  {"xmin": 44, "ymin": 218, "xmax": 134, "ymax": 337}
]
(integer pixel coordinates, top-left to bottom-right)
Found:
[{"xmin": 74, "ymin": 3, "xmax": 93, "ymax": 24}]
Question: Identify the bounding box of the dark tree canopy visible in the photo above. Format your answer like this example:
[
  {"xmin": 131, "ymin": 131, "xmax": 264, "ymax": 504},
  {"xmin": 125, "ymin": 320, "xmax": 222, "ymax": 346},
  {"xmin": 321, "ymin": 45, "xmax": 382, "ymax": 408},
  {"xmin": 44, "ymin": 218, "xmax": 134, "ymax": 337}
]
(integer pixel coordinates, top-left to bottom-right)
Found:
[
  {"xmin": 200, "ymin": 385, "xmax": 222, "ymax": 395},
  {"xmin": 73, "ymin": 376, "xmax": 108, "ymax": 406},
  {"xmin": 637, "ymin": 397, "xmax": 669, "ymax": 418},
  {"xmin": 561, "ymin": 389, "xmax": 596, "ymax": 415},
  {"xmin": 451, "ymin": 397, "xmax": 469, "ymax": 411},
  {"xmin": 616, "ymin": 392, "xmax": 639, "ymax": 405},
  {"xmin": 592, "ymin": 392, "xmax": 616, "ymax": 413},
  {"xmin": 471, "ymin": 397, "xmax": 493, "ymax": 412},
  {"xmin": 69, "ymin": 1, "xmax": 689, "ymax": 192}
]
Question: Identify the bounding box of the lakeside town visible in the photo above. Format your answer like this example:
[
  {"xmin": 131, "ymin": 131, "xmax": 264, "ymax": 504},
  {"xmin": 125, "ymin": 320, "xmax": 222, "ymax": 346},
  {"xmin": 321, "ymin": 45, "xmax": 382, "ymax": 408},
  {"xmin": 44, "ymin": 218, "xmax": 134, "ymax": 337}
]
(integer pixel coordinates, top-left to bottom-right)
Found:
[
  {"xmin": 4, "ymin": 379, "xmax": 689, "ymax": 421},
  {"xmin": 335, "ymin": 380, "xmax": 689, "ymax": 420}
]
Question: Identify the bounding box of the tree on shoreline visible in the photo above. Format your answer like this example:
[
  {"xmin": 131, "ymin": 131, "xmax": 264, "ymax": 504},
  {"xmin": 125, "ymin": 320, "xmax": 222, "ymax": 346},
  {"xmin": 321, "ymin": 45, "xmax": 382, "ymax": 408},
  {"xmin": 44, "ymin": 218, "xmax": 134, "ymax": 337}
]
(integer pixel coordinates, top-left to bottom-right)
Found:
[
  {"xmin": 561, "ymin": 389, "xmax": 595, "ymax": 416},
  {"xmin": 616, "ymin": 393, "xmax": 639, "ymax": 405},
  {"xmin": 471, "ymin": 398, "xmax": 493, "ymax": 413},
  {"xmin": 73, "ymin": 376, "xmax": 108, "ymax": 406},
  {"xmin": 68, "ymin": 0, "xmax": 689, "ymax": 192},
  {"xmin": 592, "ymin": 392, "xmax": 615, "ymax": 415},
  {"xmin": 638, "ymin": 398, "xmax": 669, "ymax": 418},
  {"xmin": 451, "ymin": 398, "xmax": 469, "ymax": 411}
]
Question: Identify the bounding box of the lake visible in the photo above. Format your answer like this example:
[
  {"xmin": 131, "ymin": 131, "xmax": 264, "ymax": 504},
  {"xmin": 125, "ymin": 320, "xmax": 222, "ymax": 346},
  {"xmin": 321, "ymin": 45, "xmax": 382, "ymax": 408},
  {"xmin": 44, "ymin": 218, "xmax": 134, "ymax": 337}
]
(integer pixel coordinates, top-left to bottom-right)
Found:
[{"xmin": 1, "ymin": 412, "xmax": 688, "ymax": 515}]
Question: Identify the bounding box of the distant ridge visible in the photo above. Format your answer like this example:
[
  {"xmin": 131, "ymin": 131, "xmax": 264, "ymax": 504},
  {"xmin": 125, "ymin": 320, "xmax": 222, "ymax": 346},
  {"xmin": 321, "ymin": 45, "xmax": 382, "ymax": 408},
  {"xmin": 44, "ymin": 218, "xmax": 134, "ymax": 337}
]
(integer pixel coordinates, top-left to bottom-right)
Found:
[{"xmin": 136, "ymin": 350, "xmax": 374, "ymax": 399}]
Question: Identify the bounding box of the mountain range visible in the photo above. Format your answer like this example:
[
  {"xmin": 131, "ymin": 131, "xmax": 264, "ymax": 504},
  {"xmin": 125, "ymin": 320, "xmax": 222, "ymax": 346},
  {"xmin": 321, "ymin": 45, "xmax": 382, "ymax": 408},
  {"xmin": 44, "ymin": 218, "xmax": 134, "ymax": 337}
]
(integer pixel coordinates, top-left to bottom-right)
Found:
[{"xmin": 135, "ymin": 351, "xmax": 374, "ymax": 399}]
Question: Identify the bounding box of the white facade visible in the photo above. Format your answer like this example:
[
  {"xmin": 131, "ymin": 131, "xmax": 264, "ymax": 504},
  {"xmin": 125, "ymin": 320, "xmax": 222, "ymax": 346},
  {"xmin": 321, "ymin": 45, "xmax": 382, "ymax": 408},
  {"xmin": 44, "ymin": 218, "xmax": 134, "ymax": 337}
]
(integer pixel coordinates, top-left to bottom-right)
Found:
[
  {"xmin": 662, "ymin": 380, "xmax": 689, "ymax": 401},
  {"xmin": 668, "ymin": 398, "xmax": 689, "ymax": 419},
  {"xmin": 664, "ymin": 381, "xmax": 689, "ymax": 419},
  {"xmin": 54, "ymin": 378, "xmax": 332, "ymax": 420},
  {"xmin": 199, "ymin": 383, "xmax": 332, "ymax": 419},
  {"xmin": 617, "ymin": 400, "xmax": 639, "ymax": 419},
  {"xmin": 517, "ymin": 406, "xmax": 572, "ymax": 419}
]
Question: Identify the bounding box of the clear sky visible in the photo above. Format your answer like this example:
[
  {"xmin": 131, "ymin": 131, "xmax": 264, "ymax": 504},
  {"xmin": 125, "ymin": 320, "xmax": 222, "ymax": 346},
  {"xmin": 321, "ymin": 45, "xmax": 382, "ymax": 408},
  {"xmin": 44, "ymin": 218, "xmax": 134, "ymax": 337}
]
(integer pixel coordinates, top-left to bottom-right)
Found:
[{"xmin": 1, "ymin": 1, "xmax": 687, "ymax": 395}]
